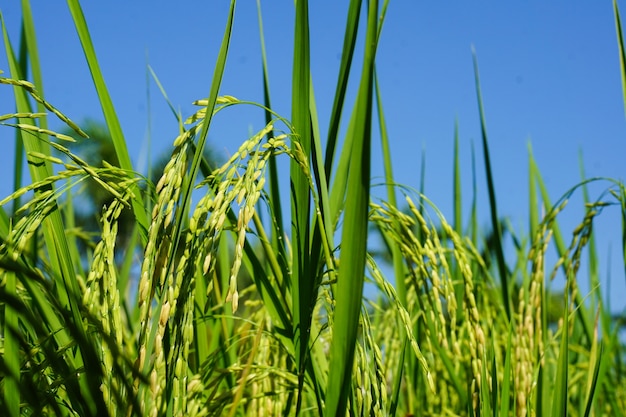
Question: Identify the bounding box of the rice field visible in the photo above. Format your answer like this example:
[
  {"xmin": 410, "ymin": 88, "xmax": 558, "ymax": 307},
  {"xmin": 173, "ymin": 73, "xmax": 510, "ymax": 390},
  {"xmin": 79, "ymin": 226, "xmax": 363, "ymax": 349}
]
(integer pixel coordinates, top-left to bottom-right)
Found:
[{"xmin": 0, "ymin": 1, "xmax": 625, "ymax": 416}]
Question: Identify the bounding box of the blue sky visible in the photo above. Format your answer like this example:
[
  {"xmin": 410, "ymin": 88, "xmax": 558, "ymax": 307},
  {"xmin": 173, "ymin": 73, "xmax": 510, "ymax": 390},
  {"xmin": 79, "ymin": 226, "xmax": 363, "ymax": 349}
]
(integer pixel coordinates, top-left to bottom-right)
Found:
[{"xmin": 0, "ymin": 2, "xmax": 624, "ymax": 312}]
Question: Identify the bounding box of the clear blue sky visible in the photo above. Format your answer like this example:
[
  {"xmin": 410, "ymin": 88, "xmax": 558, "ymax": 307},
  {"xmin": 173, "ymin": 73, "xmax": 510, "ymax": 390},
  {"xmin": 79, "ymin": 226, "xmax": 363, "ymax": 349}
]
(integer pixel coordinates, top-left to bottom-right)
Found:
[{"xmin": 1, "ymin": 2, "xmax": 624, "ymax": 312}]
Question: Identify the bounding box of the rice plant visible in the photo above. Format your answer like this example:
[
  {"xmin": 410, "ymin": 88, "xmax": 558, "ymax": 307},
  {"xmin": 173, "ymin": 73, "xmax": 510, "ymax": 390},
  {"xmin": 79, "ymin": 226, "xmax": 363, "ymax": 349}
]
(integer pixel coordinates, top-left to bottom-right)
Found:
[{"xmin": 0, "ymin": 0, "xmax": 625, "ymax": 416}]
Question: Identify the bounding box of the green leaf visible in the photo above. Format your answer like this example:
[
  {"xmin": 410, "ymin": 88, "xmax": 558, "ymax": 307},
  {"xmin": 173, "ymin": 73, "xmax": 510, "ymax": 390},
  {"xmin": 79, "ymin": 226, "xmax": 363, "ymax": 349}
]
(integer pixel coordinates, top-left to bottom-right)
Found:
[
  {"xmin": 289, "ymin": 0, "xmax": 314, "ymax": 412},
  {"xmin": 472, "ymin": 48, "xmax": 511, "ymax": 320},
  {"xmin": 2, "ymin": 14, "xmax": 107, "ymax": 414},
  {"xmin": 552, "ymin": 290, "xmax": 569, "ymax": 417},
  {"xmin": 614, "ymin": 0, "xmax": 626, "ymax": 118},
  {"xmin": 325, "ymin": 0, "xmax": 379, "ymax": 414},
  {"xmin": 324, "ymin": 0, "xmax": 363, "ymax": 178},
  {"xmin": 66, "ymin": 0, "xmax": 149, "ymax": 241},
  {"xmin": 500, "ymin": 325, "xmax": 512, "ymax": 417}
]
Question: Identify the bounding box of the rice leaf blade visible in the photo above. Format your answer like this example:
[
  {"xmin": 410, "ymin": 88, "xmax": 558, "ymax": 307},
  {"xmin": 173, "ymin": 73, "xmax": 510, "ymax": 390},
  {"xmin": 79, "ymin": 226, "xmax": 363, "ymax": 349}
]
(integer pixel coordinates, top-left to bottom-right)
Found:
[
  {"xmin": 324, "ymin": 0, "xmax": 363, "ymax": 178},
  {"xmin": 2, "ymin": 11, "xmax": 94, "ymax": 382},
  {"xmin": 66, "ymin": 0, "xmax": 149, "ymax": 240},
  {"xmin": 289, "ymin": 0, "xmax": 315, "ymax": 411},
  {"xmin": 552, "ymin": 290, "xmax": 569, "ymax": 417},
  {"xmin": 256, "ymin": 0, "xmax": 286, "ymax": 255},
  {"xmin": 527, "ymin": 142, "xmax": 539, "ymax": 239},
  {"xmin": 325, "ymin": 0, "xmax": 378, "ymax": 414},
  {"xmin": 500, "ymin": 325, "xmax": 512, "ymax": 417},
  {"xmin": 614, "ymin": 0, "xmax": 626, "ymax": 118},
  {"xmin": 2, "ymin": 271, "xmax": 20, "ymax": 417},
  {"xmin": 472, "ymin": 49, "xmax": 511, "ymax": 320}
]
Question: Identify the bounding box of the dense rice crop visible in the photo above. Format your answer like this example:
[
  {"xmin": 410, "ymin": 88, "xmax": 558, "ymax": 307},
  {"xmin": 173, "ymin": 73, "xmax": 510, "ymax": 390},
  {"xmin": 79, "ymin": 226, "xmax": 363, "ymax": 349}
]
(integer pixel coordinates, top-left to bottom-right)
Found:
[{"xmin": 0, "ymin": 1, "xmax": 625, "ymax": 416}]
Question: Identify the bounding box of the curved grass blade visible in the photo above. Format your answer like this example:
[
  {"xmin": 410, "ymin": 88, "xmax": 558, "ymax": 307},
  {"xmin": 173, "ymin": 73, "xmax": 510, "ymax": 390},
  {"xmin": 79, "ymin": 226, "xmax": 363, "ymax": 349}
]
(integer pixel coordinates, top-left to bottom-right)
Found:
[
  {"xmin": 0, "ymin": 7, "xmax": 40, "ymax": 414},
  {"xmin": 1, "ymin": 17, "xmax": 108, "ymax": 414},
  {"xmin": 66, "ymin": 0, "xmax": 149, "ymax": 240}
]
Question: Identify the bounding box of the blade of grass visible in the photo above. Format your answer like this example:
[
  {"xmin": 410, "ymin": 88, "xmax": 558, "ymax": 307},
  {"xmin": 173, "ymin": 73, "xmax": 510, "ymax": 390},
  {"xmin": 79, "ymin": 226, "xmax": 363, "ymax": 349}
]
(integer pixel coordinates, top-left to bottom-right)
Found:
[
  {"xmin": 205, "ymin": 232, "xmax": 237, "ymax": 388},
  {"xmin": 11, "ymin": 25, "xmax": 27, "ymax": 216},
  {"xmin": 170, "ymin": 0, "xmax": 236, "ymax": 288},
  {"xmin": 469, "ymin": 141, "xmax": 478, "ymax": 246},
  {"xmin": 253, "ymin": 10, "xmax": 303, "ymax": 378},
  {"xmin": 479, "ymin": 345, "xmax": 493, "ymax": 417},
  {"xmin": 61, "ymin": 186, "xmax": 86, "ymax": 281},
  {"xmin": 418, "ymin": 145, "xmax": 426, "ymax": 244},
  {"xmin": 325, "ymin": 0, "xmax": 378, "ymax": 414},
  {"xmin": 619, "ymin": 184, "xmax": 626, "ymax": 296},
  {"xmin": 582, "ymin": 312, "xmax": 603, "ymax": 417},
  {"xmin": 289, "ymin": 0, "xmax": 314, "ymax": 411},
  {"xmin": 527, "ymin": 145, "xmax": 548, "ymax": 417},
  {"xmin": 528, "ymin": 142, "xmax": 539, "ymax": 239},
  {"xmin": 614, "ymin": 0, "xmax": 626, "ymax": 118},
  {"xmin": 256, "ymin": 0, "xmax": 286, "ymax": 260},
  {"xmin": 3, "ymin": 270, "xmax": 19, "ymax": 417},
  {"xmin": 287, "ymin": 0, "xmax": 346, "ymax": 410},
  {"xmin": 551, "ymin": 287, "xmax": 569, "ymax": 417},
  {"xmin": 0, "ymin": 195, "xmax": 9, "ymax": 235},
  {"xmin": 324, "ymin": 0, "xmax": 363, "ymax": 179},
  {"xmin": 472, "ymin": 48, "xmax": 511, "ymax": 320},
  {"xmin": 20, "ymin": 0, "xmax": 45, "ymax": 125},
  {"xmin": 66, "ymin": 0, "xmax": 149, "ymax": 241},
  {"xmin": 376, "ymin": 68, "xmax": 416, "ymax": 412},
  {"xmin": 579, "ymin": 151, "xmax": 601, "ymax": 311},
  {"xmin": 169, "ymin": 1, "xmax": 239, "ymax": 408},
  {"xmin": 388, "ymin": 336, "xmax": 407, "ymax": 416},
  {"xmin": 0, "ymin": 11, "xmax": 40, "ymax": 414},
  {"xmin": 17, "ymin": 2, "xmax": 42, "ymax": 269},
  {"xmin": 328, "ymin": 101, "xmax": 357, "ymax": 227},
  {"xmin": 453, "ymin": 120, "xmax": 462, "ymax": 236},
  {"xmin": 500, "ymin": 324, "xmax": 512, "ymax": 417},
  {"xmin": 144, "ymin": 50, "xmax": 153, "ymax": 189},
  {"xmin": 452, "ymin": 120, "xmax": 466, "ymax": 320},
  {"xmin": 376, "ymin": 70, "xmax": 405, "ymax": 306},
  {"xmin": 529, "ymin": 154, "xmax": 593, "ymax": 341},
  {"xmin": 307, "ymin": 79, "xmax": 334, "ymax": 405},
  {"xmin": 128, "ymin": 2, "xmax": 237, "ymax": 413},
  {"xmin": 2, "ymin": 16, "xmax": 107, "ymax": 414},
  {"xmin": 310, "ymin": 76, "xmax": 336, "ymax": 281}
]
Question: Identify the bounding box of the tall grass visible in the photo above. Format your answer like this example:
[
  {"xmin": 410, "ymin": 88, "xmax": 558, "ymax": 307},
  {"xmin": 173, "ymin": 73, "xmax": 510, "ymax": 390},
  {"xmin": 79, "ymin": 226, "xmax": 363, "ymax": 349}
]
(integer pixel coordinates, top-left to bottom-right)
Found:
[{"xmin": 1, "ymin": 1, "xmax": 625, "ymax": 416}]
